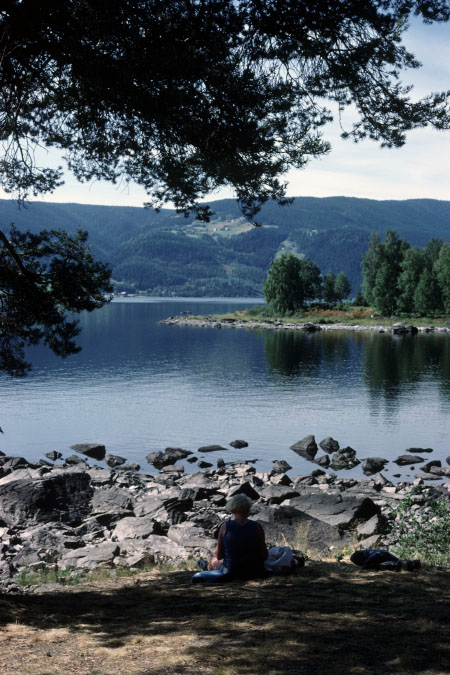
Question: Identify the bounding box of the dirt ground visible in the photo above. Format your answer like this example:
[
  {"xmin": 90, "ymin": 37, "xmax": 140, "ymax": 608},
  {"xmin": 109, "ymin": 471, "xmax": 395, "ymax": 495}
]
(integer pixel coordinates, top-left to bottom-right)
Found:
[{"xmin": 1, "ymin": 561, "xmax": 449, "ymax": 675}]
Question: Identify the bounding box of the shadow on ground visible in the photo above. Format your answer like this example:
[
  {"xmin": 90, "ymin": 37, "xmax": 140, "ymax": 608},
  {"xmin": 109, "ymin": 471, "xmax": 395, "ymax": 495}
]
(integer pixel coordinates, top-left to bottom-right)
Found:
[{"xmin": 1, "ymin": 562, "xmax": 449, "ymax": 674}]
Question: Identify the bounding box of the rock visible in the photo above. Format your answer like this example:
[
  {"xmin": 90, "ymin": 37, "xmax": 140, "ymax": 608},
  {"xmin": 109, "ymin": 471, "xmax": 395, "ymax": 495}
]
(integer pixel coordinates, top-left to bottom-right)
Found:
[
  {"xmin": 0, "ymin": 471, "xmax": 93, "ymax": 527},
  {"xmin": 230, "ymin": 440, "xmax": 248, "ymax": 449},
  {"xmin": 330, "ymin": 447, "xmax": 361, "ymax": 471},
  {"xmin": 216, "ymin": 458, "xmax": 225, "ymax": 468},
  {"xmin": 302, "ymin": 322, "xmax": 320, "ymax": 332},
  {"xmin": 117, "ymin": 463, "xmax": 140, "ymax": 472},
  {"xmin": 356, "ymin": 514, "xmax": 384, "ymax": 539},
  {"xmin": 0, "ymin": 456, "xmax": 32, "ymax": 471},
  {"xmin": 415, "ymin": 472, "xmax": 443, "ymax": 481},
  {"xmin": 407, "ymin": 447, "xmax": 434, "ymax": 454},
  {"xmin": 286, "ymin": 490, "xmax": 379, "ymax": 532},
  {"xmin": 319, "ymin": 437, "xmax": 340, "ymax": 453},
  {"xmin": 187, "ymin": 456, "xmax": 198, "ymax": 463},
  {"xmin": 253, "ymin": 503, "xmax": 348, "ymax": 554},
  {"xmin": 65, "ymin": 455, "xmax": 88, "ymax": 466},
  {"xmin": 393, "ymin": 454, "xmax": 425, "ymax": 466},
  {"xmin": 290, "ymin": 435, "xmax": 318, "ymax": 461},
  {"xmin": 362, "ymin": 457, "xmax": 389, "ymax": 475},
  {"xmin": 179, "ymin": 473, "xmax": 220, "ymax": 499},
  {"xmin": 45, "ymin": 451, "xmax": 62, "ymax": 461},
  {"xmin": 316, "ymin": 455, "xmax": 330, "ymax": 468},
  {"xmin": 429, "ymin": 466, "xmax": 450, "ymax": 477},
  {"xmin": 105, "ymin": 454, "xmax": 127, "ymax": 468},
  {"xmin": 374, "ymin": 473, "xmax": 392, "ymax": 490},
  {"xmin": 259, "ymin": 485, "xmax": 300, "ymax": 504},
  {"xmin": 71, "ymin": 443, "xmax": 106, "ymax": 460},
  {"xmin": 271, "ymin": 460, "xmax": 292, "ymax": 475},
  {"xmin": 197, "ymin": 461, "xmax": 213, "ymax": 469},
  {"xmin": 270, "ymin": 473, "xmax": 292, "ymax": 486},
  {"xmin": 420, "ymin": 460, "xmax": 441, "ymax": 473},
  {"xmin": 167, "ymin": 523, "xmax": 215, "ymax": 556},
  {"xmin": 62, "ymin": 542, "xmax": 119, "ymax": 570},
  {"xmin": 391, "ymin": 323, "xmax": 418, "ymax": 335},
  {"xmin": 227, "ymin": 481, "xmax": 260, "ymax": 501},
  {"xmin": 146, "ymin": 448, "xmax": 191, "ymax": 469},
  {"xmin": 447, "ymin": 456, "xmax": 450, "ymax": 466},
  {"xmin": 198, "ymin": 444, "xmax": 227, "ymax": 453},
  {"xmin": 131, "ymin": 534, "xmax": 189, "ymax": 564},
  {"xmin": 160, "ymin": 464, "xmax": 184, "ymax": 473},
  {"xmin": 112, "ymin": 517, "xmax": 156, "ymax": 540}
]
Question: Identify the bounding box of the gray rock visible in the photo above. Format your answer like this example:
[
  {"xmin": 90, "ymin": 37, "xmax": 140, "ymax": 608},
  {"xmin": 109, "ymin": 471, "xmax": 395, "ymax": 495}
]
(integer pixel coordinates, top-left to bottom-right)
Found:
[
  {"xmin": 112, "ymin": 517, "xmax": 156, "ymax": 540},
  {"xmin": 0, "ymin": 471, "xmax": 93, "ymax": 527},
  {"xmin": 316, "ymin": 455, "xmax": 330, "ymax": 468},
  {"xmin": 197, "ymin": 461, "xmax": 213, "ymax": 469},
  {"xmin": 319, "ymin": 437, "xmax": 340, "ymax": 453},
  {"xmin": 227, "ymin": 481, "xmax": 260, "ymax": 501},
  {"xmin": 198, "ymin": 444, "xmax": 227, "ymax": 453},
  {"xmin": 330, "ymin": 447, "xmax": 361, "ymax": 471},
  {"xmin": 160, "ymin": 464, "xmax": 184, "ymax": 473},
  {"xmin": 65, "ymin": 455, "xmax": 88, "ymax": 466},
  {"xmin": 394, "ymin": 454, "xmax": 425, "ymax": 465},
  {"xmin": 362, "ymin": 457, "xmax": 389, "ymax": 475},
  {"xmin": 259, "ymin": 484, "xmax": 300, "ymax": 504},
  {"xmin": 133, "ymin": 534, "xmax": 189, "ymax": 563},
  {"xmin": 290, "ymin": 435, "xmax": 318, "ymax": 461},
  {"xmin": 117, "ymin": 463, "xmax": 140, "ymax": 472},
  {"xmin": 356, "ymin": 514, "xmax": 384, "ymax": 539},
  {"xmin": 429, "ymin": 466, "xmax": 450, "ymax": 477},
  {"xmin": 0, "ymin": 456, "xmax": 32, "ymax": 471},
  {"xmin": 415, "ymin": 472, "xmax": 443, "ymax": 481},
  {"xmin": 146, "ymin": 448, "xmax": 191, "ymax": 468},
  {"xmin": 270, "ymin": 473, "xmax": 292, "ymax": 486},
  {"xmin": 271, "ymin": 460, "xmax": 292, "ymax": 475},
  {"xmin": 286, "ymin": 490, "xmax": 379, "ymax": 532},
  {"xmin": 71, "ymin": 443, "xmax": 106, "ymax": 460},
  {"xmin": 45, "ymin": 451, "xmax": 62, "ymax": 461},
  {"xmin": 407, "ymin": 447, "xmax": 434, "ymax": 454},
  {"xmin": 447, "ymin": 456, "xmax": 450, "ymax": 466},
  {"xmin": 167, "ymin": 523, "xmax": 215, "ymax": 556},
  {"xmin": 187, "ymin": 456, "xmax": 198, "ymax": 463},
  {"xmin": 230, "ymin": 440, "xmax": 248, "ymax": 449},
  {"xmin": 420, "ymin": 460, "xmax": 441, "ymax": 473},
  {"xmin": 62, "ymin": 542, "xmax": 119, "ymax": 570},
  {"xmin": 105, "ymin": 454, "xmax": 127, "ymax": 468}
]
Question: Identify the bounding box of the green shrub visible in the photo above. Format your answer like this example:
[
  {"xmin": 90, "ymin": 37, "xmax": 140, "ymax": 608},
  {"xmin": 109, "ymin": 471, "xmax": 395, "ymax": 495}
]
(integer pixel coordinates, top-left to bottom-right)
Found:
[{"xmin": 388, "ymin": 489, "xmax": 450, "ymax": 567}]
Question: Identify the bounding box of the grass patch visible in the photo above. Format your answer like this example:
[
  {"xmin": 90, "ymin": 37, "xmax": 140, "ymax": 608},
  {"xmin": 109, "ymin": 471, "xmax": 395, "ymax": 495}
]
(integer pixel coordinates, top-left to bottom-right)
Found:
[{"xmin": 2, "ymin": 562, "xmax": 449, "ymax": 674}]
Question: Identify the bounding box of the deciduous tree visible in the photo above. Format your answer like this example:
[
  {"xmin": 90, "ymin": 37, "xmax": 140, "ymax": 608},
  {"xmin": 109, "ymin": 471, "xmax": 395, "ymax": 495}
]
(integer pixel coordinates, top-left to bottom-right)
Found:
[{"xmin": 264, "ymin": 254, "xmax": 322, "ymax": 314}]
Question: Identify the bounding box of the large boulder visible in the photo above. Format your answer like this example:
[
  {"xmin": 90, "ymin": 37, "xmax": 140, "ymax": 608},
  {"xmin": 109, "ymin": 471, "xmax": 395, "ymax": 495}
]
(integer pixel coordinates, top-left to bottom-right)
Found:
[
  {"xmin": 259, "ymin": 485, "xmax": 300, "ymax": 505},
  {"xmin": 167, "ymin": 523, "xmax": 215, "ymax": 557},
  {"xmin": 230, "ymin": 440, "xmax": 248, "ymax": 449},
  {"xmin": 71, "ymin": 443, "xmax": 106, "ymax": 460},
  {"xmin": 62, "ymin": 542, "xmax": 119, "ymax": 570},
  {"xmin": 271, "ymin": 460, "xmax": 292, "ymax": 475},
  {"xmin": 286, "ymin": 490, "xmax": 379, "ymax": 532},
  {"xmin": 198, "ymin": 444, "xmax": 227, "ymax": 453},
  {"xmin": 0, "ymin": 471, "xmax": 93, "ymax": 527},
  {"xmin": 112, "ymin": 516, "xmax": 157, "ymax": 540},
  {"xmin": 290, "ymin": 435, "xmax": 318, "ymax": 461},
  {"xmin": 253, "ymin": 503, "xmax": 349, "ymax": 554}
]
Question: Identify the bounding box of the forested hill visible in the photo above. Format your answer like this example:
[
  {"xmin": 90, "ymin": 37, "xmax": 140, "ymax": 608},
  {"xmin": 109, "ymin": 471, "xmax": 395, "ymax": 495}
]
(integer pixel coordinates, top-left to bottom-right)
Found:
[{"xmin": 1, "ymin": 197, "xmax": 449, "ymax": 296}]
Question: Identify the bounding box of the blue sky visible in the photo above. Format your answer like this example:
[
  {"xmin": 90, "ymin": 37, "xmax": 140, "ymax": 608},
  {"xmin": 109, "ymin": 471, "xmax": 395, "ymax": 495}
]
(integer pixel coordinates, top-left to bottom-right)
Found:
[{"xmin": 2, "ymin": 17, "xmax": 450, "ymax": 207}]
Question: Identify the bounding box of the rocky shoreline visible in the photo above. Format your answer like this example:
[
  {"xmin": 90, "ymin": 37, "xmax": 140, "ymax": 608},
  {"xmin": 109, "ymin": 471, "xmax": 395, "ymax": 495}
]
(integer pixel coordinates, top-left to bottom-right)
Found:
[
  {"xmin": 159, "ymin": 316, "xmax": 450, "ymax": 334},
  {"xmin": 1, "ymin": 439, "xmax": 449, "ymax": 593}
]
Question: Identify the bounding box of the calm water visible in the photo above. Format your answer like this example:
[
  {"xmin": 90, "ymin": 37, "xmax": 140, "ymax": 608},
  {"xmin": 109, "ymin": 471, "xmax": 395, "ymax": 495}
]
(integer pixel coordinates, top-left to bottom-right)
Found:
[{"xmin": 1, "ymin": 298, "xmax": 449, "ymax": 480}]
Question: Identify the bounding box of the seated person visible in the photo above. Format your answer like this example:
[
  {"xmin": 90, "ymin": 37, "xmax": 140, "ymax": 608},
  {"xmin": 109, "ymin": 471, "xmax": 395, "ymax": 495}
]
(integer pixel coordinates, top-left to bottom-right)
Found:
[{"xmin": 194, "ymin": 494, "xmax": 267, "ymax": 582}]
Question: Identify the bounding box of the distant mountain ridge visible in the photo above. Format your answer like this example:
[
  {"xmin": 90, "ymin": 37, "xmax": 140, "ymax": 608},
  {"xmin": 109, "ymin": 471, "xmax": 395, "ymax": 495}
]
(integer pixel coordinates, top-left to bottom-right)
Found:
[{"xmin": 1, "ymin": 197, "xmax": 449, "ymax": 296}]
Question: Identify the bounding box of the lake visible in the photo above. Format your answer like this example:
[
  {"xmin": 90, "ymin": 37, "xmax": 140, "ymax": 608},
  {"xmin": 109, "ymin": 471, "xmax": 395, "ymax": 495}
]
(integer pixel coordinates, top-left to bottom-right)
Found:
[{"xmin": 1, "ymin": 298, "xmax": 449, "ymax": 481}]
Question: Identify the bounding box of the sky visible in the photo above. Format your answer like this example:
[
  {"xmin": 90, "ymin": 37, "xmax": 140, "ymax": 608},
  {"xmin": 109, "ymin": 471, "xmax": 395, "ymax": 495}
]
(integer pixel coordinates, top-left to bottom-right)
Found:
[{"xmin": 2, "ymin": 17, "xmax": 450, "ymax": 208}]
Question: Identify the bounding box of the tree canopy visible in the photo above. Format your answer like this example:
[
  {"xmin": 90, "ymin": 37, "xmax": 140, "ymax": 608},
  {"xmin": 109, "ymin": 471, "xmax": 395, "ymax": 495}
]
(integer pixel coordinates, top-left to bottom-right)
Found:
[
  {"xmin": 0, "ymin": 226, "xmax": 112, "ymax": 376},
  {"xmin": 264, "ymin": 253, "xmax": 322, "ymax": 313},
  {"xmin": 2, "ymin": 0, "xmax": 450, "ymax": 220}
]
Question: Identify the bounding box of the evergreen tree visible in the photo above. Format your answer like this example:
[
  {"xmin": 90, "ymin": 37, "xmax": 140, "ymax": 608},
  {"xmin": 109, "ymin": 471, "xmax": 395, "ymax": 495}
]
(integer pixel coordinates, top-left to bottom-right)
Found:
[
  {"xmin": 334, "ymin": 272, "xmax": 351, "ymax": 304},
  {"xmin": 264, "ymin": 254, "xmax": 322, "ymax": 314}
]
